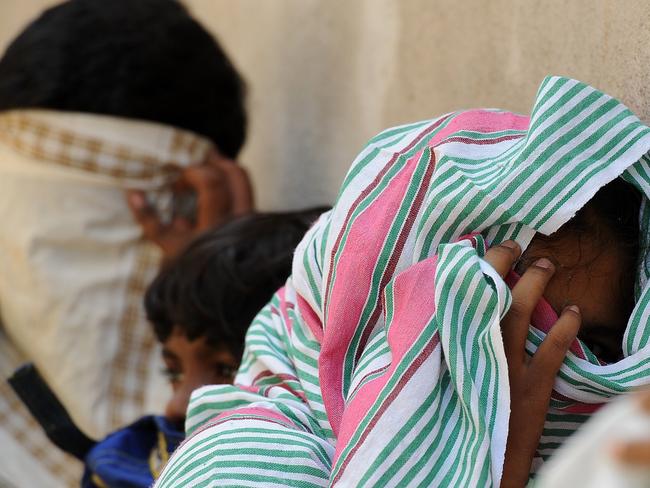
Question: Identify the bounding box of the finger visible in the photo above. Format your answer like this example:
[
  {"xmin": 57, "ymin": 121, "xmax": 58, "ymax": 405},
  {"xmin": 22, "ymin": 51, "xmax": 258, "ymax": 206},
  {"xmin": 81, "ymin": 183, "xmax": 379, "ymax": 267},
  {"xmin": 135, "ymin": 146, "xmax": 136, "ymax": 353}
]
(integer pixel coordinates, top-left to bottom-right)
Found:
[
  {"xmin": 183, "ymin": 163, "xmax": 227, "ymax": 191},
  {"xmin": 502, "ymin": 258, "xmax": 556, "ymax": 365},
  {"xmin": 210, "ymin": 157, "xmax": 254, "ymax": 216},
  {"xmin": 529, "ymin": 305, "xmax": 581, "ymax": 391},
  {"xmin": 483, "ymin": 241, "xmax": 521, "ymax": 278},
  {"xmin": 182, "ymin": 165, "xmax": 231, "ymax": 230},
  {"xmin": 126, "ymin": 190, "xmax": 165, "ymax": 243},
  {"xmin": 612, "ymin": 440, "xmax": 650, "ymax": 465}
]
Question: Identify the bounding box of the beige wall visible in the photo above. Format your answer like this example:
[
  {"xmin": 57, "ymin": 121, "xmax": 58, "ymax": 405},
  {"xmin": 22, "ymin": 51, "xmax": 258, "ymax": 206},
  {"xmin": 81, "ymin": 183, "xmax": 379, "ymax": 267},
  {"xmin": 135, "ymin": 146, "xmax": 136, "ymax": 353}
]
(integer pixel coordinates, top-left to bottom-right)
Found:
[{"xmin": 2, "ymin": 0, "xmax": 650, "ymax": 209}]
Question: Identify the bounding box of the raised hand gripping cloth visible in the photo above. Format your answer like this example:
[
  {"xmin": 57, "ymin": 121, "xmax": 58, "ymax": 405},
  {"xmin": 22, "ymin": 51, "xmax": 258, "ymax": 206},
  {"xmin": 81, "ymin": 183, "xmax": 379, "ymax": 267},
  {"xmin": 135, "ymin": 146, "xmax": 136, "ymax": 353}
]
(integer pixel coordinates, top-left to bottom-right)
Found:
[{"xmin": 156, "ymin": 76, "xmax": 650, "ymax": 487}]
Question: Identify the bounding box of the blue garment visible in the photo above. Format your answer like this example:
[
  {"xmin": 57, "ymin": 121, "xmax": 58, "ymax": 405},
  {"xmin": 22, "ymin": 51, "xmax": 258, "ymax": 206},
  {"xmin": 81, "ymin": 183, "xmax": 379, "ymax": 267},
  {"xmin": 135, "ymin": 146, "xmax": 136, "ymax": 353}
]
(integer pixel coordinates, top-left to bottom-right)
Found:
[{"xmin": 82, "ymin": 416, "xmax": 183, "ymax": 488}]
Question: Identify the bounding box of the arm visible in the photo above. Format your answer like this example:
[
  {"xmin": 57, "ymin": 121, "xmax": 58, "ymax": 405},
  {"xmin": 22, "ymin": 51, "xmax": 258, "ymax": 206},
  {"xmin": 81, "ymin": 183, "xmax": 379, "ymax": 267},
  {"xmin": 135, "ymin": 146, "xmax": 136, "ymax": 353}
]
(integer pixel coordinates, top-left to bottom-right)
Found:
[{"xmin": 482, "ymin": 242, "xmax": 581, "ymax": 487}]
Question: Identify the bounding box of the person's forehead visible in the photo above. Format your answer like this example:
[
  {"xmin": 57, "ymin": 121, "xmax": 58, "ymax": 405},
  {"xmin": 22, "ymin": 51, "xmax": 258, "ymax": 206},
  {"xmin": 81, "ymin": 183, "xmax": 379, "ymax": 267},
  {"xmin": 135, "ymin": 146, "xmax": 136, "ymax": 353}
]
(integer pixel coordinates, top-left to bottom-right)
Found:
[{"xmin": 164, "ymin": 329, "xmax": 235, "ymax": 363}]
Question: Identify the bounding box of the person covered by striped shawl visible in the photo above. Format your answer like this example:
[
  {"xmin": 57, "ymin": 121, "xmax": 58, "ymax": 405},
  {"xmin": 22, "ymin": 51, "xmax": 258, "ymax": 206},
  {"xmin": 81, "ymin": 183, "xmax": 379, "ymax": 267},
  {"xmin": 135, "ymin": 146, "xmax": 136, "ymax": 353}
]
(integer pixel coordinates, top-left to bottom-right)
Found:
[
  {"xmin": 479, "ymin": 177, "xmax": 639, "ymax": 486},
  {"xmin": 155, "ymin": 76, "xmax": 650, "ymax": 487}
]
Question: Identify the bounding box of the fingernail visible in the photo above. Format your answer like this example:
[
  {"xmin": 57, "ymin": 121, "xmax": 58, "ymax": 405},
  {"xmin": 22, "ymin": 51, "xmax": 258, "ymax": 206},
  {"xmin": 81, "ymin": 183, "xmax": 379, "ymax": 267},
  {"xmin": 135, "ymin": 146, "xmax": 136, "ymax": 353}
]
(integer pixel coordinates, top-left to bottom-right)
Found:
[
  {"xmin": 566, "ymin": 304, "xmax": 580, "ymax": 314},
  {"xmin": 534, "ymin": 257, "xmax": 553, "ymax": 269}
]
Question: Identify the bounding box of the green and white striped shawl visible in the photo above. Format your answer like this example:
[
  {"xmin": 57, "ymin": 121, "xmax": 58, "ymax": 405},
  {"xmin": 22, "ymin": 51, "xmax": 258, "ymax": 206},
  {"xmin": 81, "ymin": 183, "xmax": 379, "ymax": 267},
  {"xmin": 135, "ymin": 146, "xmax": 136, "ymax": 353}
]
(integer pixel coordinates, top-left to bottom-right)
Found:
[{"xmin": 155, "ymin": 76, "xmax": 650, "ymax": 487}]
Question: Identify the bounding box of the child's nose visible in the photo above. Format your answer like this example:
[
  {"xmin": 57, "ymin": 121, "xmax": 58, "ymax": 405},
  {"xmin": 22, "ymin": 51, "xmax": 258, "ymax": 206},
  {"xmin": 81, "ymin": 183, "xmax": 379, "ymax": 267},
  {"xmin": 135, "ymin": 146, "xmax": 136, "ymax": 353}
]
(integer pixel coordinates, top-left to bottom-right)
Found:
[
  {"xmin": 165, "ymin": 374, "xmax": 212, "ymax": 425},
  {"xmin": 165, "ymin": 387, "xmax": 191, "ymax": 425}
]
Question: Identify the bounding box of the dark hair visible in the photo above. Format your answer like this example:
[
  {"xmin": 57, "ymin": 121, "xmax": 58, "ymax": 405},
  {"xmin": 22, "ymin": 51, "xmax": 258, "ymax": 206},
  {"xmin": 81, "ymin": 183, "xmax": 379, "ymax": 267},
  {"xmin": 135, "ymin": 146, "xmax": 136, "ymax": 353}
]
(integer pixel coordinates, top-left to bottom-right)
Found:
[
  {"xmin": 526, "ymin": 178, "xmax": 641, "ymax": 263},
  {"xmin": 519, "ymin": 178, "xmax": 641, "ymax": 362},
  {"xmin": 0, "ymin": 0, "xmax": 246, "ymax": 158},
  {"xmin": 144, "ymin": 207, "xmax": 329, "ymax": 358}
]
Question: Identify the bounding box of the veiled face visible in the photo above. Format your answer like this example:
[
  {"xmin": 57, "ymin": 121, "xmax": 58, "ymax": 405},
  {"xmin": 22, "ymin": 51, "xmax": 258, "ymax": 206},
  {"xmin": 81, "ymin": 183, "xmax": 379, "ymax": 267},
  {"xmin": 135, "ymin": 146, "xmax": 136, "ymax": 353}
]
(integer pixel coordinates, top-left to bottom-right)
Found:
[{"xmin": 518, "ymin": 208, "xmax": 636, "ymax": 363}]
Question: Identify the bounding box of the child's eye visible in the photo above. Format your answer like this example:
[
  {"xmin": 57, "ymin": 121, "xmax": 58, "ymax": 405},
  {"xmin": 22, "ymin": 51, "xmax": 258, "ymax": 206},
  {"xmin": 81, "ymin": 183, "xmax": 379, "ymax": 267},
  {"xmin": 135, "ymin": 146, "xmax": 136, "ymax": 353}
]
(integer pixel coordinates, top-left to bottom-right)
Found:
[
  {"xmin": 161, "ymin": 367, "xmax": 184, "ymax": 384},
  {"xmin": 214, "ymin": 363, "xmax": 238, "ymax": 381}
]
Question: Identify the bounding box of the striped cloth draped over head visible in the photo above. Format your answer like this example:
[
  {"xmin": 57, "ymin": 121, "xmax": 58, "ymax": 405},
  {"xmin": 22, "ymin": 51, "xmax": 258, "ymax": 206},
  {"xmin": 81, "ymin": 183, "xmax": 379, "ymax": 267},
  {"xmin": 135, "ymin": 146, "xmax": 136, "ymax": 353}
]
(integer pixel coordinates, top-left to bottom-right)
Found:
[{"xmin": 155, "ymin": 76, "xmax": 650, "ymax": 487}]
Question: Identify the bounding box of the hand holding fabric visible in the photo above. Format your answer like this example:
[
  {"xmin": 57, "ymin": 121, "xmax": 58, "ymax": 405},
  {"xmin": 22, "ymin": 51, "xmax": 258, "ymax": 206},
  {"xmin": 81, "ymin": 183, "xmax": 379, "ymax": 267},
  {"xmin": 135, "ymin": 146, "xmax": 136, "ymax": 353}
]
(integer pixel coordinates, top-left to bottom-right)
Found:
[
  {"xmin": 483, "ymin": 242, "xmax": 581, "ymax": 487},
  {"xmin": 127, "ymin": 150, "xmax": 254, "ymax": 259}
]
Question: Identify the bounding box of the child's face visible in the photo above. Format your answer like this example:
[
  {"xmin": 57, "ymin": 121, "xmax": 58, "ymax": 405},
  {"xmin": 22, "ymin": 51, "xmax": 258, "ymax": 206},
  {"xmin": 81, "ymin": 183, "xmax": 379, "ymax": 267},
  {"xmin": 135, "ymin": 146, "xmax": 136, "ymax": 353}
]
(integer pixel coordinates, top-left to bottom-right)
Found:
[{"xmin": 161, "ymin": 327, "xmax": 239, "ymax": 425}]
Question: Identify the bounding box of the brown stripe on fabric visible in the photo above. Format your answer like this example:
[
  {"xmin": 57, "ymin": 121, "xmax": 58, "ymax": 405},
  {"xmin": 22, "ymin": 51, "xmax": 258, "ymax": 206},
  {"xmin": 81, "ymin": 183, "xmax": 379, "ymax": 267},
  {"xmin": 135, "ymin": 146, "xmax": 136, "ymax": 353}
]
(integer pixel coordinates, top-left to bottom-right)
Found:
[
  {"xmin": 0, "ymin": 113, "xmax": 205, "ymax": 184},
  {"xmin": 442, "ymin": 133, "xmax": 525, "ymax": 146},
  {"xmin": 108, "ymin": 244, "xmax": 160, "ymax": 429},
  {"xmin": 347, "ymin": 364, "xmax": 391, "ymax": 400},
  {"xmin": 171, "ymin": 131, "xmax": 185, "ymax": 153}
]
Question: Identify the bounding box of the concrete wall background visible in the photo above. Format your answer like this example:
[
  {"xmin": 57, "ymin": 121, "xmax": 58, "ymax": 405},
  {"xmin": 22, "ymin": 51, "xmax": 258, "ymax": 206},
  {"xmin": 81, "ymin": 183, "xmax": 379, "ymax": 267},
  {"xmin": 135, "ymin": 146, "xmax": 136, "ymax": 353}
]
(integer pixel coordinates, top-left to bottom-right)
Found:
[{"xmin": 1, "ymin": 1, "xmax": 649, "ymax": 209}]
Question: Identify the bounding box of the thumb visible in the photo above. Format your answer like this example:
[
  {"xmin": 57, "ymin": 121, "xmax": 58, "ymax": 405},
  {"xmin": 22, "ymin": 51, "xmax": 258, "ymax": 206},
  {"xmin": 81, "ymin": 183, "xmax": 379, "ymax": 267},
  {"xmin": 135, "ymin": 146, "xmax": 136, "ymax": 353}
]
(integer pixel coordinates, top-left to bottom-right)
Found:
[{"xmin": 126, "ymin": 190, "xmax": 165, "ymax": 243}]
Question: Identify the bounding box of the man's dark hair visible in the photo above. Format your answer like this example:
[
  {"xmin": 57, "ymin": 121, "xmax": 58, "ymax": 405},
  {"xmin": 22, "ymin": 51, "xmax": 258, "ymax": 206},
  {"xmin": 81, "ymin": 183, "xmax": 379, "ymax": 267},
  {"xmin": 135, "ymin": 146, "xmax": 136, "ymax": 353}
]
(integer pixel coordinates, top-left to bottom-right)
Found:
[
  {"xmin": 144, "ymin": 207, "xmax": 329, "ymax": 359},
  {"xmin": 0, "ymin": 0, "xmax": 246, "ymax": 158}
]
